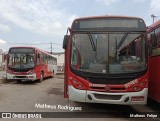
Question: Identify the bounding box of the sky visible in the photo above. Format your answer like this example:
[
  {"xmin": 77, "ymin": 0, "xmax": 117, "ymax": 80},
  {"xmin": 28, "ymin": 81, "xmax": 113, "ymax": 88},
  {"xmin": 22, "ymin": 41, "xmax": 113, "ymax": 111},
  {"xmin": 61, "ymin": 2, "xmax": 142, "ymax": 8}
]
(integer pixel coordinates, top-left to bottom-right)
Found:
[{"xmin": 0, "ymin": 0, "xmax": 160, "ymax": 53}]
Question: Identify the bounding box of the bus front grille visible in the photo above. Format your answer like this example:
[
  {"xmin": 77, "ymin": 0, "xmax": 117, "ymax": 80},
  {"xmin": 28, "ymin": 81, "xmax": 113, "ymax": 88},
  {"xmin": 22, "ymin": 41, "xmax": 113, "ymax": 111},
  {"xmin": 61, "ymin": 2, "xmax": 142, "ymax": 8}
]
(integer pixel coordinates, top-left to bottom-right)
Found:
[
  {"xmin": 93, "ymin": 93, "xmax": 122, "ymax": 100},
  {"xmin": 15, "ymin": 76, "xmax": 27, "ymax": 78}
]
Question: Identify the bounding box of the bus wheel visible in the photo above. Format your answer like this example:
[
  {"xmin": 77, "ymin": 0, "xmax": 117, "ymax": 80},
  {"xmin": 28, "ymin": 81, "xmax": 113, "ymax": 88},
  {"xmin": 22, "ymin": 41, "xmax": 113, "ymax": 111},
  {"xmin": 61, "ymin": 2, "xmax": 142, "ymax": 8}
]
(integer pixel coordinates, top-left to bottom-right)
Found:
[
  {"xmin": 51, "ymin": 70, "xmax": 55, "ymax": 78},
  {"xmin": 39, "ymin": 72, "xmax": 44, "ymax": 82},
  {"xmin": 17, "ymin": 80, "xmax": 22, "ymax": 83}
]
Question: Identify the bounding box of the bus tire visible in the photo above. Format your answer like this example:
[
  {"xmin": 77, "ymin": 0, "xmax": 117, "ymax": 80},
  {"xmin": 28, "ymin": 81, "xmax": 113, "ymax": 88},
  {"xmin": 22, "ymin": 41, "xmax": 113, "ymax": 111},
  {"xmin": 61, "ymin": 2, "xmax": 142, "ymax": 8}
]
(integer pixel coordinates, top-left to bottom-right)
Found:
[
  {"xmin": 17, "ymin": 80, "xmax": 22, "ymax": 83},
  {"xmin": 51, "ymin": 70, "xmax": 55, "ymax": 78},
  {"xmin": 39, "ymin": 72, "xmax": 44, "ymax": 82}
]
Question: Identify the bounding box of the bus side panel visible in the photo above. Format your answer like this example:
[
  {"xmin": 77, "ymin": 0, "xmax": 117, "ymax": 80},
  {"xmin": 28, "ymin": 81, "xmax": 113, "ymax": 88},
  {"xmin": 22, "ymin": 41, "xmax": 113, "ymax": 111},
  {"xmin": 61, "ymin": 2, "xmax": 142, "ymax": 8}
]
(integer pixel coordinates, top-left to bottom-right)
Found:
[
  {"xmin": 34, "ymin": 66, "xmax": 42, "ymax": 80},
  {"xmin": 149, "ymin": 56, "xmax": 160, "ymax": 102}
]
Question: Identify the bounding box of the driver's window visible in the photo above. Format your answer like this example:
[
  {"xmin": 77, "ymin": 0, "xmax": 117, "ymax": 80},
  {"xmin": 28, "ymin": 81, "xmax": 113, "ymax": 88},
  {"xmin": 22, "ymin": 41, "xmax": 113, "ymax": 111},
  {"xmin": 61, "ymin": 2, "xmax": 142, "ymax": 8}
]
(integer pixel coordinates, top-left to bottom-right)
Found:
[{"xmin": 71, "ymin": 45, "xmax": 78, "ymax": 66}]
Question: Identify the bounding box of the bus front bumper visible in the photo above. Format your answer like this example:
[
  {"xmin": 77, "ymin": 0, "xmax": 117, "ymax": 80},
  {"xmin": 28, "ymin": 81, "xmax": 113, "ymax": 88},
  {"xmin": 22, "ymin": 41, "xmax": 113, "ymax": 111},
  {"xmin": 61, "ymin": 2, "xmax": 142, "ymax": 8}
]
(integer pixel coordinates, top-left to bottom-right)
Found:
[
  {"xmin": 68, "ymin": 86, "xmax": 148, "ymax": 105},
  {"xmin": 7, "ymin": 73, "xmax": 36, "ymax": 81}
]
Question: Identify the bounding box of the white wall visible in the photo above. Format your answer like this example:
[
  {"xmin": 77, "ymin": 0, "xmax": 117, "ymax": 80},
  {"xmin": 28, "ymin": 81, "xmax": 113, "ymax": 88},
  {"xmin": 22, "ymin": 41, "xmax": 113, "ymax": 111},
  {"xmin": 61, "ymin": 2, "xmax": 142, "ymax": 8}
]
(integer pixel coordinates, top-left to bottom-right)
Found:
[{"xmin": 53, "ymin": 53, "xmax": 64, "ymax": 66}]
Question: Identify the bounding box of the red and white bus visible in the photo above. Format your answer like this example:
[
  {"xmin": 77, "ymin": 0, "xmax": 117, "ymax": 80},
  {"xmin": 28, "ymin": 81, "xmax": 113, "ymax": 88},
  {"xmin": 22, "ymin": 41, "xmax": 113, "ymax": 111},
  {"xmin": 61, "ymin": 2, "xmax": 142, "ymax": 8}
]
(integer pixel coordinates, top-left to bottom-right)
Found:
[
  {"xmin": 147, "ymin": 19, "xmax": 160, "ymax": 103},
  {"xmin": 6, "ymin": 46, "xmax": 57, "ymax": 83},
  {"xmin": 63, "ymin": 16, "xmax": 148, "ymax": 105}
]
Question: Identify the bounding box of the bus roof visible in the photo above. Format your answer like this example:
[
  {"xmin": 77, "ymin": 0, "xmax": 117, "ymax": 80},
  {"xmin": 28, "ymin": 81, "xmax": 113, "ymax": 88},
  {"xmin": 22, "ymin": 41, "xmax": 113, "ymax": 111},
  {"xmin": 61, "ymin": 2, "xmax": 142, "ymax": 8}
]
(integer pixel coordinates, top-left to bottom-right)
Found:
[
  {"xmin": 147, "ymin": 19, "xmax": 160, "ymax": 32},
  {"xmin": 8, "ymin": 46, "xmax": 55, "ymax": 58},
  {"xmin": 72, "ymin": 15, "xmax": 144, "ymax": 22},
  {"xmin": 71, "ymin": 16, "xmax": 146, "ymax": 32}
]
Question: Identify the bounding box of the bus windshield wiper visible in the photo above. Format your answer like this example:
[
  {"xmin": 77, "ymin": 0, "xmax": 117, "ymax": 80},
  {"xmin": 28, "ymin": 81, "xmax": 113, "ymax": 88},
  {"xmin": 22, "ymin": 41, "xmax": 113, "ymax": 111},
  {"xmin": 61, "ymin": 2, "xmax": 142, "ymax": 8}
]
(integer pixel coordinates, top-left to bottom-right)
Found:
[
  {"xmin": 88, "ymin": 33, "xmax": 96, "ymax": 51},
  {"xmin": 117, "ymin": 32, "xmax": 129, "ymax": 49}
]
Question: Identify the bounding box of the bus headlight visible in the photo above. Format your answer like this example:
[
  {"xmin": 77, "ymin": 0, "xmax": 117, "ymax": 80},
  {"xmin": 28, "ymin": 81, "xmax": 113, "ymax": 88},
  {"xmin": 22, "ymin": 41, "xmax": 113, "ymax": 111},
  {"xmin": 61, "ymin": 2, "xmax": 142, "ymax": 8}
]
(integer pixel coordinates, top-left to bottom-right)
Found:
[
  {"xmin": 132, "ymin": 79, "xmax": 147, "ymax": 92},
  {"xmin": 73, "ymin": 80, "xmax": 77, "ymax": 84},
  {"xmin": 133, "ymin": 86, "xmax": 141, "ymax": 91},
  {"xmin": 28, "ymin": 70, "xmax": 34, "ymax": 74},
  {"xmin": 139, "ymin": 82, "xmax": 144, "ymax": 86},
  {"xmin": 70, "ymin": 78, "xmax": 86, "ymax": 90},
  {"xmin": 7, "ymin": 69, "xmax": 13, "ymax": 74}
]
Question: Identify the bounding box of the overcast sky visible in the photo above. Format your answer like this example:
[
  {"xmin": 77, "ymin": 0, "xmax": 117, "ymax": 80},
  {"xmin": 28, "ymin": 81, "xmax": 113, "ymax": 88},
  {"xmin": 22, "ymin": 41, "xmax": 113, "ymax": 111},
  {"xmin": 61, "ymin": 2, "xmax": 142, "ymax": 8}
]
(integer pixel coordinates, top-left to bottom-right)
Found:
[{"xmin": 0, "ymin": 0, "xmax": 160, "ymax": 52}]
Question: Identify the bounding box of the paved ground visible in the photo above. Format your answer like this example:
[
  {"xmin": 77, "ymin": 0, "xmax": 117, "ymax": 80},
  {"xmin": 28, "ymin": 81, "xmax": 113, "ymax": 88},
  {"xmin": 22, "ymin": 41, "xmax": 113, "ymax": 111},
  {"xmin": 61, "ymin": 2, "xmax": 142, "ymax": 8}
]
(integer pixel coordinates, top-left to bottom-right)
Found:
[
  {"xmin": 0, "ymin": 71, "xmax": 6, "ymax": 79},
  {"xmin": 0, "ymin": 74, "xmax": 160, "ymax": 121}
]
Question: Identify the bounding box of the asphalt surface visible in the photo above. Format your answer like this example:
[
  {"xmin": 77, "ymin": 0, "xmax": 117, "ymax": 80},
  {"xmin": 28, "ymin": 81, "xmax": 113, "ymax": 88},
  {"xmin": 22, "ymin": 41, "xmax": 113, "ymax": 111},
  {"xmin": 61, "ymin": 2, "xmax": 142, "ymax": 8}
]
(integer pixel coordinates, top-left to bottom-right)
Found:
[{"xmin": 0, "ymin": 74, "xmax": 160, "ymax": 121}]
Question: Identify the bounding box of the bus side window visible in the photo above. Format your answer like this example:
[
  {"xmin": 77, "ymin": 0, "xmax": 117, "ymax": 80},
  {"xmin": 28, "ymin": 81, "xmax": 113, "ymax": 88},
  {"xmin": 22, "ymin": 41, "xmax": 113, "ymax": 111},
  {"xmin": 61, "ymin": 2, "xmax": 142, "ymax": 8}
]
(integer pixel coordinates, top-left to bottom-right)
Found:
[
  {"xmin": 150, "ymin": 33, "xmax": 157, "ymax": 47},
  {"xmin": 156, "ymin": 26, "xmax": 160, "ymax": 45},
  {"xmin": 149, "ymin": 40, "xmax": 152, "ymax": 56},
  {"xmin": 37, "ymin": 53, "xmax": 40, "ymax": 65}
]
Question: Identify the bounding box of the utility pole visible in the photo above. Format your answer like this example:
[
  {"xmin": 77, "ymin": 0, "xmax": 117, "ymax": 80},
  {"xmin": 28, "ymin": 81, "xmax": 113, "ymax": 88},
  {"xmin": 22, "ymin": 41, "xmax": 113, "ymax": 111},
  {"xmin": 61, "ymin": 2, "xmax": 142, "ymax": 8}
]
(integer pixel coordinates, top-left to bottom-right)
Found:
[
  {"xmin": 151, "ymin": 14, "xmax": 157, "ymax": 23},
  {"xmin": 51, "ymin": 42, "xmax": 52, "ymax": 54}
]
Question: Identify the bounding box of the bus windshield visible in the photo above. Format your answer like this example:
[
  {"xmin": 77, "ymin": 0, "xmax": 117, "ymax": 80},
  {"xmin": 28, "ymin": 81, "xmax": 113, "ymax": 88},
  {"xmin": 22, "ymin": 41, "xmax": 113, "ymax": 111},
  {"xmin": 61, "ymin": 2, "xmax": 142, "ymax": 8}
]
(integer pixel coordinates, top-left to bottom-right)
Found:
[
  {"xmin": 71, "ymin": 32, "xmax": 146, "ymax": 74},
  {"xmin": 8, "ymin": 48, "xmax": 35, "ymax": 70}
]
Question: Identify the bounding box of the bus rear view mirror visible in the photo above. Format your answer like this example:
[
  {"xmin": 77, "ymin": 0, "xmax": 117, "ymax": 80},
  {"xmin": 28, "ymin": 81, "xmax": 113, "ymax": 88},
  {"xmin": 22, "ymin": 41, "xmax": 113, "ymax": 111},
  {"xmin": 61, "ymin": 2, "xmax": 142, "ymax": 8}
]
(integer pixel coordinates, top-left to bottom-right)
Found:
[{"xmin": 63, "ymin": 35, "xmax": 69, "ymax": 49}]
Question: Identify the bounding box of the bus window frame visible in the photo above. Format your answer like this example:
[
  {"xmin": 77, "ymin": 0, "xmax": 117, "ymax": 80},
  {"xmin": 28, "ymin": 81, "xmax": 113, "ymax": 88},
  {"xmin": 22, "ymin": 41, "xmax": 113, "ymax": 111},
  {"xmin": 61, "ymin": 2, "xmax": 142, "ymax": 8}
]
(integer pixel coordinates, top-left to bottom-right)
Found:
[
  {"xmin": 149, "ymin": 25, "xmax": 160, "ymax": 56},
  {"xmin": 150, "ymin": 32, "xmax": 157, "ymax": 47}
]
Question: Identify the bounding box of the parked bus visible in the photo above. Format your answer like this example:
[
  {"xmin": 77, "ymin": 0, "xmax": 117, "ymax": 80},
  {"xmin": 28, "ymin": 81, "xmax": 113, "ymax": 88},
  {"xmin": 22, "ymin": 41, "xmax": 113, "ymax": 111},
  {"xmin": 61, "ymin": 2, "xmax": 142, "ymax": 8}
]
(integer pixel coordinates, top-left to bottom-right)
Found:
[
  {"xmin": 6, "ymin": 46, "xmax": 57, "ymax": 83},
  {"xmin": 63, "ymin": 16, "xmax": 148, "ymax": 105},
  {"xmin": 147, "ymin": 19, "xmax": 160, "ymax": 103}
]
